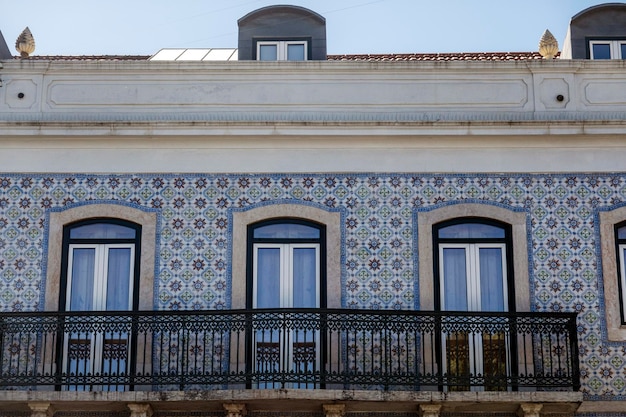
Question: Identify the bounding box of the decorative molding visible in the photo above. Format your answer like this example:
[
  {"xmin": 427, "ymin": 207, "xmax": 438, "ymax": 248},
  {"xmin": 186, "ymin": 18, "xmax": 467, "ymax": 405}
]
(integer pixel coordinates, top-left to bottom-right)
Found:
[
  {"xmin": 418, "ymin": 404, "xmax": 441, "ymax": 417},
  {"xmin": 517, "ymin": 403, "xmax": 542, "ymax": 417},
  {"xmin": 27, "ymin": 402, "xmax": 52, "ymax": 417},
  {"xmin": 223, "ymin": 403, "xmax": 246, "ymax": 417},
  {"xmin": 322, "ymin": 404, "xmax": 345, "ymax": 417},
  {"xmin": 127, "ymin": 403, "xmax": 153, "ymax": 417}
]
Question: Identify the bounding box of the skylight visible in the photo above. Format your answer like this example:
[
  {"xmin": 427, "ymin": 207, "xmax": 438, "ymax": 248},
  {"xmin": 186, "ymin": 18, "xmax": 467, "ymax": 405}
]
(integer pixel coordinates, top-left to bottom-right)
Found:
[{"xmin": 149, "ymin": 48, "xmax": 238, "ymax": 61}]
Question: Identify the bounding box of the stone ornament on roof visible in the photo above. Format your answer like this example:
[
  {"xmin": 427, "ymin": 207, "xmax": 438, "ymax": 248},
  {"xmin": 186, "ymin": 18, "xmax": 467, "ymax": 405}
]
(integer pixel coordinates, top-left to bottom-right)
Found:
[
  {"xmin": 15, "ymin": 26, "xmax": 35, "ymax": 57},
  {"xmin": 538, "ymin": 29, "xmax": 559, "ymax": 59}
]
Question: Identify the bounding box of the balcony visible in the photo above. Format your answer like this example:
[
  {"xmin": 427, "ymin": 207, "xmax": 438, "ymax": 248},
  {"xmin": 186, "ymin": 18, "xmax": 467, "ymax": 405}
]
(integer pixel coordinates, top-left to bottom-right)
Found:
[{"xmin": 0, "ymin": 309, "xmax": 579, "ymax": 392}]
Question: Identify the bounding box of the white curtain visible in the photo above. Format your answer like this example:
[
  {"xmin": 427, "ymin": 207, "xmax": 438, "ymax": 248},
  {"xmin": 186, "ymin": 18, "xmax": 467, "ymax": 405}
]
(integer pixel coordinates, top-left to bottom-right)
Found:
[
  {"xmin": 292, "ymin": 247, "xmax": 317, "ymax": 308},
  {"xmin": 69, "ymin": 248, "xmax": 96, "ymax": 311},
  {"xmin": 106, "ymin": 248, "xmax": 132, "ymax": 311},
  {"xmin": 256, "ymin": 247, "xmax": 281, "ymax": 308},
  {"xmin": 479, "ymin": 248, "xmax": 505, "ymax": 312},
  {"xmin": 442, "ymin": 247, "xmax": 468, "ymax": 311}
]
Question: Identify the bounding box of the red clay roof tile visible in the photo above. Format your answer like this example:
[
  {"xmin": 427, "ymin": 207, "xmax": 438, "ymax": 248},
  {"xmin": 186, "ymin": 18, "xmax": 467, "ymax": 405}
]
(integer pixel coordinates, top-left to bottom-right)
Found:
[
  {"xmin": 326, "ymin": 52, "xmax": 548, "ymax": 61},
  {"xmin": 10, "ymin": 51, "xmax": 553, "ymax": 62}
]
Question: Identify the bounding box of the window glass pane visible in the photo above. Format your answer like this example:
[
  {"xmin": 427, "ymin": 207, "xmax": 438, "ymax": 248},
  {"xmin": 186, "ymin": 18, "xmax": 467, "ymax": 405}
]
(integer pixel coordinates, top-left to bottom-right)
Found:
[
  {"xmin": 287, "ymin": 44, "xmax": 305, "ymax": 61},
  {"xmin": 621, "ymin": 43, "xmax": 626, "ymax": 59},
  {"xmin": 618, "ymin": 226, "xmax": 626, "ymax": 240},
  {"xmin": 106, "ymin": 248, "xmax": 132, "ymax": 310},
  {"xmin": 479, "ymin": 248, "xmax": 505, "ymax": 311},
  {"xmin": 592, "ymin": 43, "xmax": 612, "ymax": 59},
  {"xmin": 438, "ymin": 223, "xmax": 505, "ymax": 239},
  {"xmin": 442, "ymin": 248, "xmax": 468, "ymax": 310},
  {"xmin": 254, "ymin": 223, "xmax": 320, "ymax": 239},
  {"xmin": 70, "ymin": 223, "xmax": 136, "ymax": 239},
  {"xmin": 292, "ymin": 248, "xmax": 317, "ymax": 308},
  {"xmin": 259, "ymin": 44, "xmax": 277, "ymax": 61},
  {"xmin": 69, "ymin": 248, "xmax": 95, "ymax": 311},
  {"xmin": 256, "ymin": 248, "xmax": 281, "ymax": 308}
]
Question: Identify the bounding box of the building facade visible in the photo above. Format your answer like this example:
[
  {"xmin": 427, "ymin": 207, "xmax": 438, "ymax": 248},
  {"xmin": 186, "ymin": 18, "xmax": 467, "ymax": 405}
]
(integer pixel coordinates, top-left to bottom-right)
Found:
[{"xmin": 1, "ymin": 3, "xmax": 626, "ymax": 417}]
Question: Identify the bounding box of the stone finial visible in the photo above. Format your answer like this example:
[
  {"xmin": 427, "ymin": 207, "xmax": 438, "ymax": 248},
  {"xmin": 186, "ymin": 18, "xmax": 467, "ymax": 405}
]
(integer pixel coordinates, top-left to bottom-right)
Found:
[
  {"xmin": 15, "ymin": 26, "xmax": 35, "ymax": 57},
  {"xmin": 538, "ymin": 29, "xmax": 558, "ymax": 59}
]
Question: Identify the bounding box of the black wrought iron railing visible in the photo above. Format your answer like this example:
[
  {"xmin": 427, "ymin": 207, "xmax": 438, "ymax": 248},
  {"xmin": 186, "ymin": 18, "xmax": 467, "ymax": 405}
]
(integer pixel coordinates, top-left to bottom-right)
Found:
[{"xmin": 0, "ymin": 309, "xmax": 579, "ymax": 391}]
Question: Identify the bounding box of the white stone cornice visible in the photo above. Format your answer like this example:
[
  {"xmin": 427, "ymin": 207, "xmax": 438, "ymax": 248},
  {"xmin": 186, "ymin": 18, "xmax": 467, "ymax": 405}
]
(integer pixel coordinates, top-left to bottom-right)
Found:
[
  {"xmin": 2, "ymin": 119, "xmax": 626, "ymax": 137},
  {"xmin": 3, "ymin": 57, "xmax": 625, "ymax": 72},
  {"xmin": 1, "ymin": 58, "xmax": 625, "ymax": 141}
]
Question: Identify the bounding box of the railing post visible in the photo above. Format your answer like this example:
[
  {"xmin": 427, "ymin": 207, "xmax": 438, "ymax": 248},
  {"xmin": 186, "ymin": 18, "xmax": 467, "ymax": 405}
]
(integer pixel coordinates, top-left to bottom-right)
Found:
[
  {"xmin": 569, "ymin": 313, "xmax": 581, "ymax": 391},
  {"xmin": 0, "ymin": 315, "xmax": 5, "ymax": 381},
  {"xmin": 54, "ymin": 313, "xmax": 65, "ymax": 389},
  {"xmin": 244, "ymin": 310, "xmax": 253, "ymax": 389},
  {"xmin": 28, "ymin": 402, "xmax": 53, "ymax": 417}
]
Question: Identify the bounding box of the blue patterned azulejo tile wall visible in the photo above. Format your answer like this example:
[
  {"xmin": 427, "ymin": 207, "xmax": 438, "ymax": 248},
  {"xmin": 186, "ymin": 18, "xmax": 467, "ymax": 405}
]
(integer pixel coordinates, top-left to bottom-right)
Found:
[{"xmin": 1, "ymin": 173, "xmax": 626, "ymax": 398}]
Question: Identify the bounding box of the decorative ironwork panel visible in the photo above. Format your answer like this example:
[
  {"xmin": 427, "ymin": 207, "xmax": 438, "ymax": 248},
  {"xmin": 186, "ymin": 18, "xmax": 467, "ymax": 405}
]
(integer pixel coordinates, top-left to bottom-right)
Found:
[
  {"xmin": 68, "ymin": 339, "xmax": 91, "ymax": 360},
  {"xmin": 102, "ymin": 339, "xmax": 128, "ymax": 361}
]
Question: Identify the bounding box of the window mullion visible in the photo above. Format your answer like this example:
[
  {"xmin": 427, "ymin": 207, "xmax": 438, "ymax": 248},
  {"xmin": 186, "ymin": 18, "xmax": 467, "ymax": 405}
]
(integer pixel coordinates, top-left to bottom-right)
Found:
[
  {"xmin": 468, "ymin": 244, "xmax": 480, "ymax": 312},
  {"xmin": 94, "ymin": 245, "xmax": 107, "ymax": 311},
  {"xmin": 315, "ymin": 244, "xmax": 320, "ymax": 308},
  {"xmin": 282, "ymin": 244, "xmax": 291, "ymax": 308}
]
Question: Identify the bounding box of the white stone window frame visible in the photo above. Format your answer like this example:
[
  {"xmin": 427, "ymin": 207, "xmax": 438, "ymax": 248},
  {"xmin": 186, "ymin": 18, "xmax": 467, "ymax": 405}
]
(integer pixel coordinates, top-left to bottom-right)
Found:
[
  {"xmin": 417, "ymin": 203, "xmax": 531, "ymax": 313},
  {"xmin": 599, "ymin": 207, "xmax": 626, "ymax": 341},
  {"xmin": 589, "ymin": 40, "xmax": 626, "ymax": 59},
  {"xmin": 256, "ymin": 40, "xmax": 308, "ymax": 61},
  {"xmin": 44, "ymin": 204, "xmax": 157, "ymax": 312},
  {"xmin": 231, "ymin": 203, "xmax": 341, "ymax": 309}
]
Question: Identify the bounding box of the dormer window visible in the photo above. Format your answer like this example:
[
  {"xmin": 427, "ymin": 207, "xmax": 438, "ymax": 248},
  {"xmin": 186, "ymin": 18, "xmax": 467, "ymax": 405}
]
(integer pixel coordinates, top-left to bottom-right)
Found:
[
  {"xmin": 590, "ymin": 40, "xmax": 626, "ymax": 59},
  {"xmin": 238, "ymin": 5, "xmax": 326, "ymax": 61},
  {"xmin": 257, "ymin": 40, "xmax": 308, "ymax": 61}
]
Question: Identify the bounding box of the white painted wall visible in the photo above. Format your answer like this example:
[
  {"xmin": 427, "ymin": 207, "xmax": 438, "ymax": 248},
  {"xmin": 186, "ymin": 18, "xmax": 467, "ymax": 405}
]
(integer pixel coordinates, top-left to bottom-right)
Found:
[{"xmin": 1, "ymin": 59, "xmax": 626, "ymax": 173}]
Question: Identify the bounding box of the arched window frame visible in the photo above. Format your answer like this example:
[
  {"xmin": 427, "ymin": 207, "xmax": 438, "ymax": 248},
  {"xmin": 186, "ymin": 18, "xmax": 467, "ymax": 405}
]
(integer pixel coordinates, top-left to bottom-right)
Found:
[
  {"xmin": 432, "ymin": 217, "xmax": 516, "ymax": 312},
  {"xmin": 246, "ymin": 218, "xmax": 327, "ymax": 309},
  {"xmin": 231, "ymin": 203, "xmax": 341, "ymax": 310},
  {"xmin": 44, "ymin": 204, "xmax": 157, "ymax": 312},
  {"xmin": 599, "ymin": 206, "xmax": 626, "ymax": 341},
  {"xmin": 416, "ymin": 203, "xmax": 530, "ymax": 313},
  {"xmin": 58, "ymin": 218, "xmax": 142, "ymax": 312}
]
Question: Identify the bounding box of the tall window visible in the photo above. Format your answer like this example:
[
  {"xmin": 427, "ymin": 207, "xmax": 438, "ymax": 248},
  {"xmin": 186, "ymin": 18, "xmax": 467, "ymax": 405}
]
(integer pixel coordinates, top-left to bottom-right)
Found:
[
  {"xmin": 589, "ymin": 40, "xmax": 626, "ymax": 59},
  {"xmin": 59, "ymin": 219, "xmax": 141, "ymax": 388},
  {"xmin": 615, "ymin": 223, "xmax": 626, "ymax": 324},
  {"xmin": 433, "ymin": 217, "xmax": 515, "ymax": 390},
  {"xmin": 246, "ymin": 219, "xmax": 325, "ymax": 387}
]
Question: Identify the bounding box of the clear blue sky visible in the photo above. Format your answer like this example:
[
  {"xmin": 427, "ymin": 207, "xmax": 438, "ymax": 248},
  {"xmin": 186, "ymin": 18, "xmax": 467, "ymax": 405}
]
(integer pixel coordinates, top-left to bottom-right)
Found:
[{"xmin": 0, "ymin": 0, "xmax": 610, "ymax": 56}]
